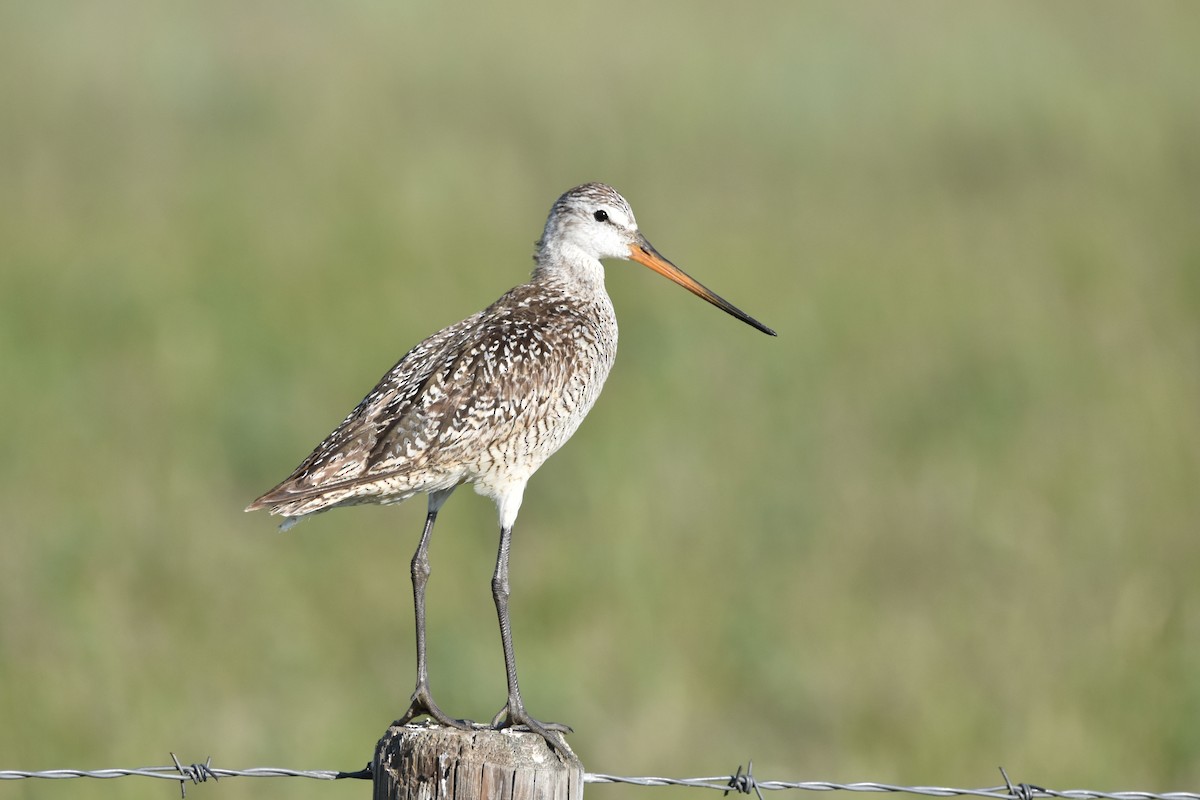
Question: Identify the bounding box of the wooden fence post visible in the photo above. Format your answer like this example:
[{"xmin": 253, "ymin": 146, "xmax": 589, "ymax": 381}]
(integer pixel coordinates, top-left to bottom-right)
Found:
[{"xmin": 372, "ymin": 722, "xmax": 584, "ymax": 800}]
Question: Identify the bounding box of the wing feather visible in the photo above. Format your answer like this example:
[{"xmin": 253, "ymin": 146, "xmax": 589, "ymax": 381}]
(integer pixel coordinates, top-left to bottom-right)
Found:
[{"xmin": 246, "ymin": 283, "xmax": 616, "ymax": 521}]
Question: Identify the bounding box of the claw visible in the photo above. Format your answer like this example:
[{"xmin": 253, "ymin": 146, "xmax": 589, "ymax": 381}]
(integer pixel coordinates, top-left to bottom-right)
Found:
[
  {"xmin": 491, "ymin": 701, "xmax": 573, "ymax": 755},
  {"xmin": 396, "ymin": 684, "xmax": 473, "ymax": 730}
]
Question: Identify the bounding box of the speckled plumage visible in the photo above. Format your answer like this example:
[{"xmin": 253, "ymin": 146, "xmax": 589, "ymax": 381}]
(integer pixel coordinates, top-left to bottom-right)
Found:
[
  {"xmin": 245, "ymin": 182, "xmax": 774, "ymax": 751},
  {"xmin": 249, "ymin": 278, "xmax": 617, "ymax": 528},
  {"xmin": 246, "ymin": 184, "xmax": 639, "ymax": 529}
]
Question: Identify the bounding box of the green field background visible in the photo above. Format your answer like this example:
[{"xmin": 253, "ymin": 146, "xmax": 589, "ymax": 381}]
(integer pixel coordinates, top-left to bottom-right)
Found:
[{"xmin": 2, "ymin": 3, "xmax": 1198, "ymax": 798}]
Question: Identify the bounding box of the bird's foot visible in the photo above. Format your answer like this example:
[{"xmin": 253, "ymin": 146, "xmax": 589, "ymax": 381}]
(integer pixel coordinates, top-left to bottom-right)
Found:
[
  {"xmin": 491, "ymin": 701, "xmax": 573, "ymax": 755},
  {"xmin": 395, "ymin": 684, "xmax": 473, "ymax": 730}
]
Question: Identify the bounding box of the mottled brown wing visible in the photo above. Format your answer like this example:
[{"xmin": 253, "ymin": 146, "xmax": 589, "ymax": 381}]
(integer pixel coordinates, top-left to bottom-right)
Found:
[
  {"xmin": 247, "ymin": 284, "xmax": 604, "ymax": 515},
  {"xmin": 246, "ymin": 309, "xmax": 483, "ymax": 510}
]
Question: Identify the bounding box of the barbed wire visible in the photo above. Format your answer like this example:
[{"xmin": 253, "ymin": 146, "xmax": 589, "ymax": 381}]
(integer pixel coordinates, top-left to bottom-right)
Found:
[
  {"xmin": 0, "ymin": 754, "xmax": 371, "ymax": 796},
  {"xmin": 3, "ymin": 757, "xmax": 1199, "ymax": 800}
]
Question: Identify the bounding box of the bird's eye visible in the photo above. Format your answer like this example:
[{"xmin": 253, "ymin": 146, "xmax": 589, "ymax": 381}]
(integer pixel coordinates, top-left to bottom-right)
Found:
[{"xmin": 593, "ymin": 209, "xmax": 609, "ymax": 223}]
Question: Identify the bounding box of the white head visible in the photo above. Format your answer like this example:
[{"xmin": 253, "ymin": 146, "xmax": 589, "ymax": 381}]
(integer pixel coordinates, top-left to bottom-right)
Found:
[
  {"xmin": 536, "ymin": 182, "xmax": 642, "ymax": 265},
  {"xmin": 534, "ymin": 183, "xmax": 777, "ymax": 337}
]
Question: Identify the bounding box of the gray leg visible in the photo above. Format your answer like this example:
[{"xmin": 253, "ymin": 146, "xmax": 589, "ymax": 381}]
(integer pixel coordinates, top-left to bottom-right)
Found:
[
  {"xmin": 489, "ymin": 523, "xmax": 572, "ymax": 752},
  {"xmin": 396, "ymin": 506, "xmax": 471, "ymax": 730}
]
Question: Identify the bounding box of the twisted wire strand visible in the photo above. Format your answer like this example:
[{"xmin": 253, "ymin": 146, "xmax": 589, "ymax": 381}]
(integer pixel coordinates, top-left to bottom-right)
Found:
[
  {"xmin": 3, "ymin": 758, "xmax": 1199, "ymax": 800},
  {"xmin": 585, "ymin": 774, "xmax": 1200, "ymax": 800}
]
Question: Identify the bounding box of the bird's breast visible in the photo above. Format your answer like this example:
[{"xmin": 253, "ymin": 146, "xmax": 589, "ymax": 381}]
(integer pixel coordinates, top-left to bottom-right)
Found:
[{"xmin": 463, "ymin": 290, "xmax": 617, "ymax": 486}]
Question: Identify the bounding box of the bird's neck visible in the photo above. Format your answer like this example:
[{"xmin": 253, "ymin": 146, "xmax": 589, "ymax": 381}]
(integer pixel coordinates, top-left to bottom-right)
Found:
[{"xmin": 531, "ymin": 241, "xmax": 608, "ymax": 298}]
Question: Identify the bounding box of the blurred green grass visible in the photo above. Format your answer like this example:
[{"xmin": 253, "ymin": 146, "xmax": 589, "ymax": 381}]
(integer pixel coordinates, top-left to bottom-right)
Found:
[{"xmin": 2, "ymin": 2, "xmax": 1199, "ymax": 798}]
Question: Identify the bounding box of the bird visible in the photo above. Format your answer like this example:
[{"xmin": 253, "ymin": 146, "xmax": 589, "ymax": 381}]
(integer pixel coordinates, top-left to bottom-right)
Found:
[{"xmin": 245, "ymin": 182, "xmax": 775, "ymax": 752}]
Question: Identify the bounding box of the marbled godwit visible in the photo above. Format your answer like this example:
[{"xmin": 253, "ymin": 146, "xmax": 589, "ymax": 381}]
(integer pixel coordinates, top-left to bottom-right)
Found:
[{"xmin": 246, "ymin": 183, "xmax": 775, "ymax": 751}]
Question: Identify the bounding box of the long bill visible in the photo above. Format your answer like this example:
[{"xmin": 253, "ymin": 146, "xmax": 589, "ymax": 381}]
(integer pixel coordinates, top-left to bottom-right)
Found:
[{"xmin": 628, "ymin": 235, "xmax": 777, "ymax": 336}]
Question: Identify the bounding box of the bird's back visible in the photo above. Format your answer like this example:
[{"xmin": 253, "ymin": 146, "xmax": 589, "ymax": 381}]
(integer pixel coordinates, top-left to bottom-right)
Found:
[{"xmin": 247, "ymin": 279, "xmax": 618, "ymax": 526}]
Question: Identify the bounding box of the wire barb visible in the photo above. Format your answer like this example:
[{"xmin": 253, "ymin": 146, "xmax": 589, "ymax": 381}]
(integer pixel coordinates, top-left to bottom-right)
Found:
[
  {"xmin": 999, "ymin": 767, "xmax": 1045, "ymax": 800},
  {"xmin": 170, "ymin": 753, "xmax": 217, "ymax": 798},
  {"xmin": 726, "ymin": 761, "xmax": 766, "ymax": 800}
]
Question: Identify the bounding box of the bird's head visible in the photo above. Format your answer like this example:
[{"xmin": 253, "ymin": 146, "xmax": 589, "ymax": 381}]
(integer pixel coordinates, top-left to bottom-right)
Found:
[{"xmin": 536, "ymin": 183, "xmax": 776, "ymax": 337}]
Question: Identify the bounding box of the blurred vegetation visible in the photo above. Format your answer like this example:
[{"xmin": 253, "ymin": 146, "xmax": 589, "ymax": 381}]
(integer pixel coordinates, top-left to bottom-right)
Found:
[{"xmin": 2, "ymin": 2, "xmax": 1199, "ymax": 798}]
